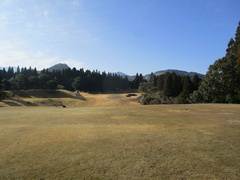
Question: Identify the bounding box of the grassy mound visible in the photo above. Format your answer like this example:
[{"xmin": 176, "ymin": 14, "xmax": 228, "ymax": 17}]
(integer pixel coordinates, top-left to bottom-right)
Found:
[
  {"xmin": 0, "ymin": 90, "xmax": 141, "ymax": 107},
  {"xmin": 12, "ymin": 89, "xmax": 77, "ymax": 98}
]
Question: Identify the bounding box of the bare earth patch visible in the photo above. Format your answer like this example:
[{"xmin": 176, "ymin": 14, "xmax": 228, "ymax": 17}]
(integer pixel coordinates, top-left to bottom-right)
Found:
[{"xmin": 228, "ymin": 120, "xmax": 240, "ymax": 124}]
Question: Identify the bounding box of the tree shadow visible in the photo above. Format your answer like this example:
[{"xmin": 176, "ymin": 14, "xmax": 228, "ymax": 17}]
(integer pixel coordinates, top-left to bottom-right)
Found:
[
  {"xmin": 11, "ymin": 99, "xmax": 37, "ymax": 106},
  {"xmin": 75, "ymin": 92, "xmax": 86, "ymax": 101},
  {"xmin": 2, "ymin": 101, "xmax": 21, "ymax": 106},
  {"xmin": 14, "ymin": 90, "xmax": 79, "ymax": 99}
]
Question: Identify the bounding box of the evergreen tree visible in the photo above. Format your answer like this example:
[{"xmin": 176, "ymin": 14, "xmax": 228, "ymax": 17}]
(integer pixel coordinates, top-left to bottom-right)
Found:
[
  {"xmin": 148, "ymin": 73, "xmax": 156, "ymax": 88},
  {"xmin": 133, "ymin": 73, "xmax": 140, "ymax": 89},
  {"xmin": 153, "ymin": 75, "xmax": 157, "ymax": 87},
  {"xmin": 33, "ymin": 68, "xmax": 38, "ymax": 76},
  {"xmin": 236, "ymin": 22, "xmax": 240, "ymax": 71},
  {"xmin": 171, "ymin": 72, "xmax": 180, "ymax": 97},
  {"xmin": 163, "ymin": 72, "xmax": 172, "ymax": 97},
  {"xmin": 192, "ymin": 74, "xmax": 201, "ymax": 91},
  {"xmin": 2, "ymin": 79, "xmax": 11, "ymax": 90},
  {"xmin": 139, "ymin": 74, "xmax": 144, "ymax": 83},
  {"xmin": 175, "ymin": 76, "xmax": 193, "ymax": 104},
  {"xmin": 7, "ymin": 67, "xmax": 14, "ymax": 79},
  {"xmin": 1, "ymin": 68, "xmax": 7, "ymax": 79},
  {"xmin": 157, "ymin": 74, "xmax": 165, "ymax": 91},
  {"xmin": 181, "ymin": 76, "xmax": 193, "ymax": 95},
  {"xmin": 16, "ymin": 66, "xmax": 21, "ymax": 74},
  {"xmin": 191, "ymin": 22, "xmax": 240, "ymax": 103},
  {"xmin": 46, "ymin": 80, "xmax": 58, "ymax": 90},
  {"xmin": 38, "ymin": 74, "xmax": 48, "ymax": 89},
  {"xmin": 28, "ymin": 76, "xmax": 39, "ymax": 89}
]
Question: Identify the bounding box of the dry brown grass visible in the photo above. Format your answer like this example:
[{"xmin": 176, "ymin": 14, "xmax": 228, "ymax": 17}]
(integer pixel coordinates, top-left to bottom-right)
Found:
[
  {"xmin": 0, "ymin": 98, "xmax": 240, "ymax": 179},
  {"xmin": 0, "ymin": 90, "xmax": 141, "ymax": 107}
]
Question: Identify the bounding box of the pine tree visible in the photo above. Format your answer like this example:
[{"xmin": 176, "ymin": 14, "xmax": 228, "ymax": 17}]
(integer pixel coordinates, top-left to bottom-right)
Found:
[
  {"xmin": 7, "ymin": 67, "xmax": 14, "ymax": 79},
  {"xmin": 181, "ymin": 76, "xmax": 193, "ymax": 95},
  {"xmin": 2, "ymin": 68, "xmax": 7, "ymax": 79},
  {"xmin": 16, "ymin": 66, "xmax": 20, "ymax": 74},
  {"xmin": 133, "ymin": 73, "xmax": 140, "ymax": 88},
  {"xmin": 157, "ymin": 74, "xmax": 165, "ymax": 91},
  {"xmin": 171, "ymin": 72, "xmax": 179, "ymax": 97},
  {"xmin": 191, "ymin": 22, "xmax": 240, "ymax": 103},
  {"xmin": 163, "ymin": 72, "xmax": 172, "ymax": 97},
  {"xmin": 192, "ymin": 74, "xmax": 201, "ymax": 91},
  {"xmin": 148, "ymin": 73, "xmax": 155, "ymax": 88},
  {"xmin": 139, "ymin": 73, "xmax": 144, "ymax": 83}
]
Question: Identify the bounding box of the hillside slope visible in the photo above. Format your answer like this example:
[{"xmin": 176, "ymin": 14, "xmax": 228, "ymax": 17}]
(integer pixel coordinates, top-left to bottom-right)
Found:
[{"xmin": 0, "ymin": 90, "xmax": 140, "ymax": 107}]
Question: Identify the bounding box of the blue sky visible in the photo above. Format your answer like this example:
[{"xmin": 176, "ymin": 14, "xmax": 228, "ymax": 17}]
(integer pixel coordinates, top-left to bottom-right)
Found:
[{"xmin": 0, "ymin": 0, "xmax": 239, "ymax": 75}]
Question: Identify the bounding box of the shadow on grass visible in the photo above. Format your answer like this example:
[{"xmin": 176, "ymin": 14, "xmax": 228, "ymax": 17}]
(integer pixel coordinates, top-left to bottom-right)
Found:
[
  {"xmin": 1, "ymin": 99, "xmax": 37, "ymax": 106},
  {"xmin": 14, "ymin": 90, "xmax": 79, "ymax": 99},
  {"xmin": 11, "ymin": 99, "xmax": 37, "ymax": 106},
  {"xmin": 75, "ymin": 94, "xmax": 87, "ymax": 101},
  {"xmin": 2, "ymin": 101, "xmax": 21, "ymax": 106}
]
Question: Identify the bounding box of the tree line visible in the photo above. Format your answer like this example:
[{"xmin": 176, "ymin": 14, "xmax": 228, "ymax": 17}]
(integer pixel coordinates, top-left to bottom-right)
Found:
[
  {"xmin": 0, "ymin": 67, "xmax": 137, "ymax": 93},
  {"xmin": 138, "ymin": 72, "xmax": 202, "ymax": 104}
]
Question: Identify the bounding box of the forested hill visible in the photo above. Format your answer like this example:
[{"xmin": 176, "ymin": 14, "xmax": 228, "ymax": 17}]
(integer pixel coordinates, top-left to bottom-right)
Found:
[
  {"xmin": 116, "ymin": 70, "xmax": 204, "ymax": 81},
  {"xmin": 144, "ymin": 70, "xmax": 204, "ymax": 80}
]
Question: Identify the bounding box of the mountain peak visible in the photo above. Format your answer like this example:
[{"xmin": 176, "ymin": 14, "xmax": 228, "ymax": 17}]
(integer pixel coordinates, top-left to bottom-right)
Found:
[
  {"xmin": 115, "ymin": 72, "xmax": 128, "ymax": 77},
  {"xmin": 47, "ymin": 63, "xmax": 70, "ymax": 72}
]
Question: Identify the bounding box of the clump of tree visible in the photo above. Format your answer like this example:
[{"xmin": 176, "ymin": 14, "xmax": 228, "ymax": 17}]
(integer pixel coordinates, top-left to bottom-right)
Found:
[
  {"xmin": 139, "ymin": 72, "xmax": 202, "ymax": 104},
  {"xmin": 0, "ymin": 66, "xmax": 131, "ymax": 93},
  {"xmin": 190, "ymin": 21, "xmax": 240, "ymax": 103},
  {"xmin": 140, "ymin": 21, "xmax": 240, "ymax": 104},
  {"xmin": 129, "ymin": 73, "xmax": 146, "ymax": 89}
]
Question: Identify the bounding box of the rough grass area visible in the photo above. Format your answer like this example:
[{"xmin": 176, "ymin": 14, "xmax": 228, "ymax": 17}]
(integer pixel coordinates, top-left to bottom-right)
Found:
[
  {"xmin": 0, "ymin": 104, "xmax": 239, "ymax": 179},
  {"xmin": 17, "ymin": 89, "xmax": 79, "ymax": 98},
  {"xmin": 0, "ymin": 90, "xmax": 140, "ymax": 107}
]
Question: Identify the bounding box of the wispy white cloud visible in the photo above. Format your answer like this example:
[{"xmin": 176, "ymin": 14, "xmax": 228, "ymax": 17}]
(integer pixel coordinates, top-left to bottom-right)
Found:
[
  {"xmin": 64, "ymin": 58, "xmax": 84, "ymax": 69},
  {"xmin": 0, "ymin": 0, "xmax": 100, "ymax": 71},
  {"xmin": 43, "ymin": 10, "xmax": 49, "ymax": 17},
  {"xmin": 71, "ymin": 0, "xmax": 81, "ymax": 6},
  {"xmin": 0, "ymin": 11, "xmax": 10, "ymax": 29},
  {"xmin": 0, "ymin": 0, "xmax": 19, "ymax": 6},
  {"xmin": 0, "ymin": 41, "xmax": 84, "ymax": 70},
  {"xmin": 16, "ymin": 8, "xmax": 27, "ymax": 23}
]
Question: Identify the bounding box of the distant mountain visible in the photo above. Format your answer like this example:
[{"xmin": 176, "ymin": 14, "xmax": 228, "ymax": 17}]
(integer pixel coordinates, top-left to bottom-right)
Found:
[
  {"xmin": 115, "ymin": 72, "xmax": 129, "ymax": 77},
  {"xmin": 115, "ymin": 69, "xmax": 205, "ymax": 81},
  {"xmin": 144, "ymin": 69, "xmax": 205, "ymax": 80},
  {"xmin": 2, "ymin": 64, "xmax": 205, "ymax": 81},
  {"xmin": 114, "ymin": 72, "xmax": 135, "ymax": 80},
  {"xmin": 47, "ymin": 63, "xmax": 70, "ymax": 72}
]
